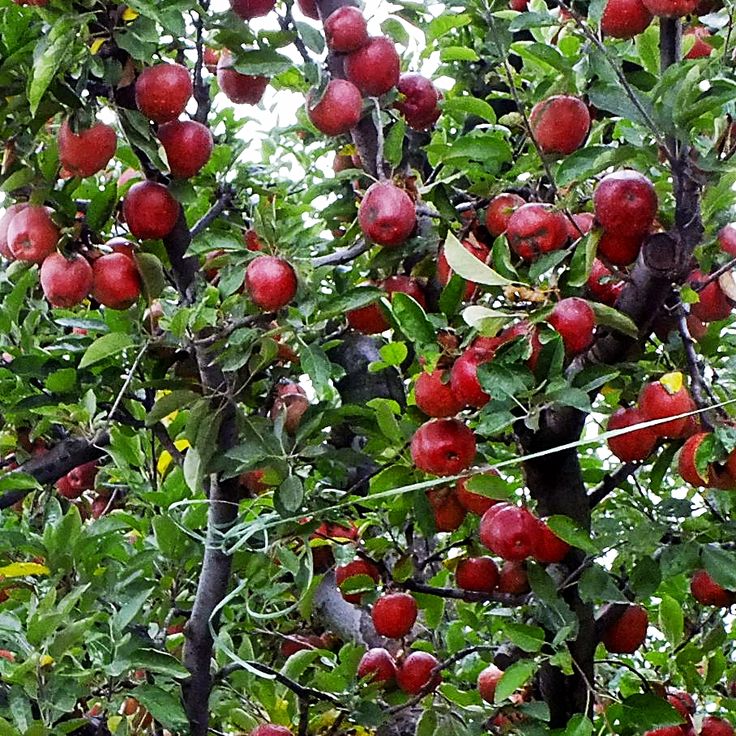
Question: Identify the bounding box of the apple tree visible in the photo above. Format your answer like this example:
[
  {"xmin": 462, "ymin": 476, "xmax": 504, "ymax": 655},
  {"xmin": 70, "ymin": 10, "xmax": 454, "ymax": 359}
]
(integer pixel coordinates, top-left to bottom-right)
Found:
[{"xmin": 0, "ymin": 0, "xmax": 735, "ymax": 733}]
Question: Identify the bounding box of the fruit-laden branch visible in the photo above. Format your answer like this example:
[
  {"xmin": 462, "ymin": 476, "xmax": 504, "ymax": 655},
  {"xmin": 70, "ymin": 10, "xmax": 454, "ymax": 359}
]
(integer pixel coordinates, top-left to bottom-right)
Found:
[
  {"xmin": 0, "ymin": 431, "xmax": 109, "ymax": 510},
  {"xmin": 312, "ymin": 238, "xmax": 371, "ymax": 267},
  {"xmin": 399, "ymin": 579, "xmax": 530, "ymax": 606}
]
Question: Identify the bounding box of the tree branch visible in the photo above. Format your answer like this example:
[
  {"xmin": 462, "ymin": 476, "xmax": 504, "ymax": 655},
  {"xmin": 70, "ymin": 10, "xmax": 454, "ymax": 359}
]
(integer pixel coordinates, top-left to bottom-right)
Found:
[
  {"xmin": 676, "ymin": 306, "xmax": 714, "ymax": 430},
  {"xmin": 588, "ymin": 463, "xmax": 639, "ymax": 508},
  {"xmin": 189, "ymin": 186, "xmax": 235, "ymax": 240},
  {"xmin": 312, "ymin": 239, "xmax": 371, "ymax": 268},
  {"xmin": 399, "ymin": 579, "xmax": 530, "ymax": 607}
]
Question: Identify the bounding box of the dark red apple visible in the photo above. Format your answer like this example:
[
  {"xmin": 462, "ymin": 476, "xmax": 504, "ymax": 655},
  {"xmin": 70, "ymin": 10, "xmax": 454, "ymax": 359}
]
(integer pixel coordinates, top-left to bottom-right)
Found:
[
  {"xmin": 158, "ymin": 120, "xmax": 214, "ymax": 178},
  {"xmin": 269, "ymin": 381, "xmax": 309, "ymax": 434},
  {"xmin": 371, "ymin": 592, "xmax": 417, "ymax": 638},
  {"xmin": 449, "ymin": 336, "xmax": 501, "ymax": 408},
  {"xmin": 593, "ymin": 170, "xmax": 657, "ymax": 238},
  {"xmin": 456, "ymin": 557, "xmax": 499, "ymax": 593},
  {"xmin": 357, "ymin": 648, "xmax": 397, "ymax": 685},
  {"xmin": 529, "ymin": 95, "xmax": 590, "ymax": 156},
  {"xmin": 601, "ymin": 0, "xmax": 653, "ymax": 38},
  {"xmin": 601, "ymin": 604, "xmax": 648, "ymax": 653},
  {"xmin": 7, "ymin": 206, "xmax": 59, "ymax": 263},
  {"xmin": 688, "ymin": 270, "xmax": 732, "ymax": 323},
  {"xmin": 498, "ymin": 560, "xmax": 529, "ymax": 594},
  {"xmin": 479, "ymin": 504, "xmax": 537, "ymax": 561},
  {"xmin": 324, "ymin": 7, "xmax": 368, "ymax": 52},
  {"xmin": 58, "ymin": 119, "xmax": 117, "ymax": 178},
  {"xmin": 40, "ymin": 252, "xmax": 93, "ymax": 308},
  {"xmin": 456, "ymin": 473, "xmax": 500, "ymax": 515},
  {"xmin": 92, "ymin": 253, "xmax": 142, "ymax": 309},
  {"xmin": 307, "ymin": 79, "xmax": 363, "ymax": 136},
  {"xmin": 415, "ymin": 369, "xmax": 463, "ymax": 417},
  {"xmin": 135, "ymin": 63, "xmax": 192, "ymax": 123},
  {"xmin": 358, "ymin": 181, "xmax": 416, "ymax": 247},
  {"xmin": 567, "ymin": 212, "xmax": 595, "ymax": 241},
  {"xmin": 396, "ymin": 652, "xmax": 441, "ymax": 694},
  {"xmin": 690, "ymin": 569, "xmax": 735, "ymax": 607},
  {"xmin": 532, "ymin": 518, "xmax": 570, "ymax": 564},
  {"xmin": 296, "ymin": 0, "xmax": 319, "ymax": 18},
  {"xmin": 217, "ymin": 50, "xmax": 269, "ymax": 105},
  {"xmin": 229, "ymin": 0, "xmax": 275, "ymax": 19},
  {"xmin": 395, "ymin": 74, "xmax": 441, "ymax": 130},
  {"xmin": 426, "ymin": 487, "xmax": 466, "ymax": 532},
  {"xmin": 345, "ymin": 37, "xmax": 400, "ymax": 97},
  {"xmin": 701, "ymin": 718, "xmax": 734, "ymax": 736},
  {"xmin": 606, "ymin": 407, "xmax": 658, "ymax": 462},
  {"xmin": 598, "ymin": 229, "xmax": 646, "ymax": 267},
  {"xmin": 717, "ymin": 223, "xmax": 736, "ymax": 256},
  {"xmin": 506, "ymin": 203, "xmax": 568, "ymax": 261},
  {"xmin": 123, "ymin": 181, "xmax": 179, "ymax": 240},
  {"xmin": 410, "ymin": 418, "xmax": 476, "ymax": 475},
  {"xmin": 485, "ymin": 193, "xmax": 525, "ymax": 238}
]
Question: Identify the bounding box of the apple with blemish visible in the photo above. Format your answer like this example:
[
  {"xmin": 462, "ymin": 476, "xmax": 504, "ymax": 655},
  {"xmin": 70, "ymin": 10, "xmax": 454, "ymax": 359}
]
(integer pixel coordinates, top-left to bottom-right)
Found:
[
  {"xmin": 395, "ymin": 74, "xmax": 441, "ymax": 130},
  {"xmin": 485, "ymin": 193, "xmax": 525, "ymax": 237},
  {"xmin": 529, "ymin": 95, "xmax": 591, "ymax": 156},
  {"xmin": 506, "ymin": 203, "xmax": 568, "ymax": 261}
]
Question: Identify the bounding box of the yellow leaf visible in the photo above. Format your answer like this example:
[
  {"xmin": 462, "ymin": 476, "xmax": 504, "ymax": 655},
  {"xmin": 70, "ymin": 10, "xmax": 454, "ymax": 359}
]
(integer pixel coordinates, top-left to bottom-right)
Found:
[
  {"xmin": 0, "ymin": 562, "xmax": 49, "ymax": 578},
  {"xmin": 157, "ymin": 439, "xmax": 189, "ymax": 475},
  {"xmin": 39, "ymin": 654, "xmax": 54, "ymax": 667},
  {"xmin": 660, "ymin": 371, "xmax": 684, "ymax": 395},
  {"xmin": 121, "ymin": 6, "xmax": 139, "ymax": 20},
  {"xmin": 89, "ymin": 37, "xmax": 106, "ymax": 55}
]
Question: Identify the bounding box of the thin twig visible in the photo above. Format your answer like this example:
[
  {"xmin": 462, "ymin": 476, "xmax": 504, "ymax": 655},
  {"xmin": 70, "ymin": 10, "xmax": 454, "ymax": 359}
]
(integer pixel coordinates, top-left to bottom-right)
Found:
[
  {"xmin": 190, "ymin": 186, "xmax": 234, "ymax": 239},
  {"xmin": 278, "ymin": 9, "xmax": 312, "ymax": 65},
  {"xmin": 588, "ymin": 463, "xmax": 638, "ymax": 507},
  {"xmin": 399, "ymin": 579, "xmax": 530, "ymax": 606},
  {"xmin": 372, "ymin": 98, "xmax": 387, "ymax": 181},
  {"xmin": 691, "ymin": 257, "xmax": 736, "ymax": 292},
  {"xmin": 105, "ymin": 342, "xmax": 149, "ymax": 429},
  {"xmin": 676, "ymin": 306, "xmax": 714, "ymax": 430},
  {"xmin": 312, "ymin": 239, "xmax": 371, "ymax": 268}
]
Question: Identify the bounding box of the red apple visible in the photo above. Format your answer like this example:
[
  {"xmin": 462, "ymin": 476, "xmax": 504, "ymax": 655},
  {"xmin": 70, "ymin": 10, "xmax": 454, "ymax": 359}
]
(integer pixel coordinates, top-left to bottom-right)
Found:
[
  {"xmin": 410, "ymin": 418, "xmax": 476, "ymax": 475},
  {"xmin": 701, "ymin": 718, "xmax": 734, "ymax": 736},
  {"xmin": 485, "ymin": 193, "xmax": 526, "ymax": 238},
  {"xmin": 396, "ymin": 651, "xmax": 441, "ymax": 694},
  {"xmin": 548, "ymin": 297, "xmax": 596, "ymax": 355},
  {"xmin": 449, "ymin": 336, "xmax": 501, "ymax": 408},
  {"xmin": 346, "ymin": 276, "xmax": 426, "ymax": 334},
  {"xmin": 40, "ymin": 252, "xmax": 93, "ymax": 308},
  {"xmin": 479, "ymin": 504, "xmax": 537, "ymax": 561},
  {"xmin": 587, "ymin": 258, "xmax": 624, "ymax": 305},
  {"xmin": 601, "ymin": 0, "xmax": 653, "ymax": 38},
  {"xmin": 688, "ymin": 270, "xmax": 732, "ymax": 323},
  {"xmin": 204, "ymin": 47, "xmax": 221, "ymax": 73},
  {"xmin": 641, "ymin": 0, "xmax": 698, "ymax": 16},
  {"xmin": 478, "ymin": 664, "xmax": 504, "ymax": 703},
  {"xmin": 0, "ymin": 203, "xmax": 28, "ymax": 259},
  {"xmin": 717, "ymin": 223, "xmax": 736, "ymax": 256},
  {"xmin": 135, "ymin": 63, "xmax": 192, "ymax": 123},
  {"xmin": 598, "ymin": 230, "xmax": 646, "ymax": 267},
  {"xmin": 250, "ymin": 725, "xmax": 292, "ymax": 736},
  {"xmin": 683, "ymin": 26, "xmax": 713, "ymax": 58},
  {"xmin": 7, "ymin": 206, "xmax": 59, "ymax": 263},
  {"xmin": 229, "ymin": 0, "xmax": 275, "ymax": 19},
  {"xmin": 335, "ymin": 558, "xmax": 381, "ymax": 603},
  {"xmin": 357, "ymin": 647, "xmax": 397, "ymax": 685},
  {"xmin": 427, "ymin": 487, "xmax": 467, "ymax": 531},
  {"xmin": 296, "ymin": 0, "xmax": 319, "ymax": 18},
  {"xmin": 58, "ymin": 119, "xmax": 117, "ymax": 178},
  {"xmin": 345, "ymin": 37, "xmax": 400, "ymax": 97},
  {"xmin": 158, "ymin": 120, "xmax": 214, "ymax": 179},
  {"xmin": 529, "ymin": 95, "xmax": 591, "ymax": 156},
  {"xmin": 639, "ymin": 376, "xmax": 695, "ymax": 438},
  {"xmin": 456, "ymin": 557, "xmax": 499, "ymax": 593},
  {"xmin": 567, "ymin": 212, "xmax": 595, "ymax": 241},
  {"xmin": 395, "ymin": 74, "xmax": 441, "ymax": 131},
  {"xmin": 371, "ymin": 592, "xmax": 417, "ymax": 638},
  {"xmin": 217, "ymin": 50, "xmax": 269, "ymax": 105},
  {"xmin": 269, "ymin": 381, "xmax": 309, "ymax": 434},
  {"xmin": 245, "ymin": 256, "xmax": 297, "ymax": 311},
  {"xmin": 358, "ymin": 181, "xmax": 416, "ymax": 247},
  {"xmin": 606, "ymin": 407, "xmax": 658, "ymax": 462},
  {"xmin": 498, "ymin": 560, "xmax": 530, "ymax": 594},
  {"xmin": 123, "ymin": 181, "xmax": 179, "ymax": 240},
  {"xmin": 497, "ymin": 321, "xmax": 543, "ymax": 370},
  {"xmin": 456, "ymin": 473, "xmax": 500, "ymax": 515},
  {"xmin": 532, "ymin": 518, "xmax": 570, "ymax": 564},
  {"xmin": 690, "ymin": 569, "xmax": 735, "ymax": 607},
  {"xmin": 91, "ymin": 253, "xmax": 142, "ymax": 309},
  {"xmin": 324, "ymin": 7, "xmax": 368, "ymax": 52},
  {"xmin": 667, "ymin": 690, "xmax": 695, "ymax": 719},
  {"xmin": 415, "ymin": 369, "xmax": 464, "ymax": 418},
  {"xmin": 307, "ymin": 79, "xmax": 363, "ymax": 137},
  {"xmin": 506, "ymin": 203, "xmax": 568, "ymax": 261},
  {"xmin": 601, "ymin": 604, "xmax": 648, "ymax": 653},
  {"xmin": 593, "ymin": 170, "xmax": 657, "ymax": 238}
]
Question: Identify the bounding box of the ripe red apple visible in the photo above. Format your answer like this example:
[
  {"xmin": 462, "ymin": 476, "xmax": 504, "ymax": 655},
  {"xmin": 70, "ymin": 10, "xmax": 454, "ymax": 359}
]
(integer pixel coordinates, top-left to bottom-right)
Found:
[
  {"xmin": 532, "ymin": 518, "xmax": 570, "ymax": 564},
  {"xmin": 427, "ymin": 487, "xmax": 467, "ymax": 531},
  {"xmin": 91, "ymin": 253, "xmax": 142, "ymax": 309},
  {"xmin": 587, "ymin": 258, "xmax": 624, "ymax": 305},
  {"xmin": 245, "ymin": 256, "xmax": 297, "ymax": 310},
  {"xmin": 56, "ymin": 474, "xmax": 83, "ymax": 499},
  {"xmin": 415, "ymin": 369, "xmax": 463, "ymax": 418},
  {"xmin": 449, "ymin": 336, "xmax": 500, "ymax": 408},
  {"xmin": 456, "ymin": 474, "xmax": 499, "ymax": 515},
  {"xmin": 395, "ymin": 74, "xmax": 441, "ymax": 131},
  {"xmin": 371, "ymin": 592, "xmax": 417, "ymax": 638},
  {"xmin": 510, "ymin": 0, "xmax": 529, "ymax": 8},
  {"xmin": 40, "ymin": 252, "xmax": 94, "ymax": 308},
  {"xmin": 606, "ymin": 407, "xmax": 658, "ymax": 462},
  {"xmin": 335, "ymin": 558, "xmax": 380, "ymax": 604},
  {"xmin": 269, "ymin": 381, "xmax": 309, "ymax": 434},
  {"xmin": 204, "ymin": 47, "xmax": 221, "ymax": 73},
  {"xmin": 358, "ymin": 181, "xmax": 416, "ymax": 247},
  {"xmin": 548, "ymin": 297, "xmax": 596, "ymax": 355},
  {"xmin": 601, "ymin": 0, "xmax": 653, "ymax": 38},
  {"xmin": 217, "ymin": 50, "xmax": 269, "ymax": 105},
  {"xmin": 307, "ymin": 79, "xmax": 363, "ymax": 137},
  {"xmin": 701, "ymin": 718, "xmax": 734, "ymax": 736},
  {"xmin": 643, "ymin": 727, "xmax": 687, "ymax": 736},
  {"xmin": 683, "ymin": 26, "xmax": 713, "ymax": 58},
  {"xmin": 593, "ymin": 170, "xmax": 657, "ymax": 238},
  {"xmin": 506, "ymin": 203, "xmax": 568, "ymax": 261},
  {"xmin": 58, "ymin": 119, "xmax": 117, "ymax": 178},
  {"xmin": 601, "ymin": 604, "xmax": 648, "ymax": 653},
  {"xmin": 689, "ymin": 270, "xmax": 732, "ymax": 323},
  {"xmin": 0, "ymin": 649, "xmax": 15, "ymax": 662},
  {"xmin": 485, "ymin": 195, "xmax": 525, "ymax": 240},
  {"xmin": 598, "ymin": 229, "xmax": 646, "ymax": 267},
  {"xmin": 567, "ymin": 212, "xmax": 595, "ymax": 241},
  {"xmin": 456, "ymin": 557, "xmax": 499, "ymax": 593},
  {"xmin": 7, "ymin": 205, "xmax": 59, "ymax": 263},
  {"xmin": 498, "ymin": 560, "xmax": 529, "ymax": 594},
  {"xmin": 437, "ymin": 238, "xmax": 490, "ymax": 299},
  {"xmin": 690, "ymin": 569, "xmax": 735, "ymax": 607},
  {"xmin": 497, "ymin": 321, "xmax": 543, "ymax": 370},
  {"xmin": 479, "ymin": 504, "xmax": 537, "ymax": 561},
  {"xmin": 123, "ymin": 181, "xmax": 179, "ymax": 240},
  {"xmin": 667, "ymin": 690, "xmax": 695, "ymax": 719},
  {"xmin": 158, "ymin": 120, "xmax": 214, "ymax": 179},
  {"xmin": 0, "ymin": 203, "xmax": 28, "ymax": 259},
  {"xmin": 229, "ymin": 0, "xmax": 275, "ymax": 19},
  {"xmin": 296, "ymin": 0, "xmax": 319, "ymax": 18},
  {"xmin": 396, "ymin": 651, "xmax": 441, "ymax": 694},
  {"xmin": 410, "ymin": 418, "xmax": 476, "ymax": 475},
  {"xmin": 641, "ymin": 0, "xmax": 698, "ymax": 15},
  {"xmin": 324, "ymin": 7, "xmax": 368, "ymax": 52},
  {"xmin": 250, "ymin": 725, "xmax": 292, "ymax": 736},
  {"xmin": 717, "ymin": 223, "xmax": 736, "ymax": 256},
  {"xmin": 357, "ymin": 648, "xmax": 397, "ymax": 686},
  {"xmin": 639, "ymin": 376, "xmax": 695, "ymax": 438},
  {"xmin": 679, "ymin": 433, "xmax": 713, "ymax": 487},
  {"xmin": 135, "ymin": 63, "xmax": 192, "ymax": 123},
  {"xmin": 478, "ymin": 664, "xmax": 504, "ymax": 703},
  {"xmin": 345, "ymin": 37, "xmax": 400, "ymax": 97},
  {"xmin": 347, "ymin": 275, "xmax": 426, "ymax": 334},
  {"xmin": 529, "ymin": 95, "xmax": 590, "ymax": 156}
]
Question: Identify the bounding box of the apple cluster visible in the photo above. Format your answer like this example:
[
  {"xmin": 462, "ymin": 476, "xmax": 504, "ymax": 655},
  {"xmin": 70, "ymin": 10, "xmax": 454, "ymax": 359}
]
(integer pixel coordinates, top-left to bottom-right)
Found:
[{"xmin": 645, "ymin": 690, "xmax": 734, "ymax": 736}]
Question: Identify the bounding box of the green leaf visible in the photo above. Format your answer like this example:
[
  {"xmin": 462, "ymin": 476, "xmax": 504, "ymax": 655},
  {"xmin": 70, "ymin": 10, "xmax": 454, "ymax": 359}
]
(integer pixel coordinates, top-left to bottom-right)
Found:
[
  {"xmin": 618, "ymin": 694, "xmax": 683, "ymax": 730},
  {"xmin": 134, "ymin": 252, "xmax": 166, "ymax": 300},
  {"xmin": 131, "ymin": 684, "xmax": 189, "ymax": 731},
  {"xmin": 443, "ymin": 232, "xmax": 512, "ymax": 286},
  {"xmin": 504, "ymin": 623, "xmax": 545, "ymax": 652},
  {"xmin": 391, "ymin": 292, "xmax": 436, "ymax": 347},
  {"xmin": 384, "ymin": 118, "xmax": 406, "ymax": 168},
  {"xmin": 568, "ymin": 230, "xmax": 600, "ymax": 287},
  {"xmin": 545, "ymin": 516, "xmax": 598, "ymax": 555},
  {"xmin": 658, "ymin": 594, "xmax": 683, "ymax": 646},
  {"xmin": 589, "ymin": 302, "xmax": 639, "ymax": 339},
  {"xmin": 0, "ymin": 169, "xmax": 34, "ymax": 194},
  {"xmin": 556, "ymin": 146, "xmax": 631, "ymax": 187},
  {"xmin": 494, "ymin": 660, "xmax": 537, "ymax": 703},
  {"xmin": 440, "ymin": 46, "xmax": 480, "ymax": 62},
  {"xmin": 29, "ymin": 20, "xmax": 76, "ymax": 115},
  {"xmin": 275, "ymin": 475, "xmax": 304, "ymax": 516},
  {"xmin": 79, "ymin": 333, "xmax": 134, "ymax": 369},
  {"xmin": 702, "ymin": 545, "xmax": 736, "ymax": 590},
  {"xmin": 299, "ymin": 341, "xmax": 332, "ymax": 400},
  {"xmin": 146, "ymin": 390, "xmax": 201, "ymax": 426},
  {"xmin": 564, "ymin": 714, "xmax": 594, "ymax": 736},
  {"xmin": 442, "ymin": 96, "xmax": 496, "ymax": 122},
  {"xmin": 233, "ymin": 48, "xmax": 293, "ymax": 76}
]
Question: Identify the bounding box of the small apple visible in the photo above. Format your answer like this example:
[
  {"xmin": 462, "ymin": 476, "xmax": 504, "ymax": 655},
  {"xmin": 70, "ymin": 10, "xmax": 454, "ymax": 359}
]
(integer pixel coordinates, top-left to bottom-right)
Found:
[
  {"xmin": 269, "ymin": 381, "xmax": 309, "ymax": 434},
  {"xmin": 601, "ymin": 0, "xmax": 653, "ymax": 38},
  {"xmin": 396, "ymin": 651, "xmax": 441, "ymax": 694},
  {"xmin": 641, "ymin": 0, "xmax": 698, "ymax": 16},
  {"xmin": 414, "ymin": 369, "xmax": 464, "ymax": 418},
  {"xmin": 427, "ymin": 487, "xmax": 467, "ymax": 531},
  {"xmin": 690, "ymin": 569, "xmax": 735, "ymax": 607},
  {"xmin": 40, "ymin": 252, "xmax": 94, "ymax": 308},
  {"xmin": 158, "ymin": 120, "xmax": 214, "ymax": 179},
  {"xmin": 204, "ymin": 47, "xmax": 221, "ymax": 73},
  {"xmin": 245, "ymin": 256, "xmax": 297, "ymax": 310},
  {"xmin": 478, "ymin": 664, "xmax": 504, "ymax": 703},
  {"xmin": 123, "ymin": 181, "xmax": 180, "ymax": 240},
  {"xmin": 324, "ymin": 7, "xmax": 368, "ymax": 53},
  {"xmin": 357, "ymin": 647, "xmax": 397, "ymax": 686},
  {"xmin": 606, "ymin": 407, "xmax": 658, "ymax": 462},
  {"xmin": 358, "ymin": 181, "xmax": 416, "ymax": 247},
  {"xmin": 456, "ymin": 557, "xmax": 499, "ymax": 593},
  {"xmin": 683, "ymin": 26, "xmax": 713, "ymax": 58},
  {"xmin": 593, "ymin": 170, "xmax": 657, "ymax": 238},
  {"xmin": 548, "ymin": 297, "xmax": 596, "ymax": 355},
  {"xmin": 567, "ymin": 212, "xmax": 595, "ymax": 241},
  {"xmin": 529, "ymin": 95, "xmax": 591, "ymax": 156},
  {"xmin": 335, "ymin": 558, "xmax": 381, "ymax": 604},
  {"xmin": 58, "ymin": 119, "xmax": 117, "ymax": 178},
  {"xmin": 498, "ymin": 560, "xmax": 529, "ymax": 594},
  {"xmin": 395, "ymin": 74, "xmax": 441, "ymax": 131},
  {"xmin": 531, "ymin": 518, "xmax": 570, "ymax": 564},
  {"xmin": 135, "ymin": 63, "xmax": 192, "ymax": 123},
  {"xmin": 0, "ymin": 203, "xmax": 28, "ymax": 259},
  {"xmin": 296, "ymin": 0, "xmax": 319, "ymax": 18},
  {"xmin": 587, "ymin": 258, "xmax": 624, "ymax": 305},
  {"xmin": 7, "ymin": 205, "xmax": 59, "ymax": 263},
  {"xmin": 217, "ymin": 49, "xmax": 269, "ymax": 105},
  {"xmin": 449, "ymin": 336, "xmax": 501, "ymax": 408},
  {"xmin": 307, "ymin": 79, "xmax": 363, "ymax": 136},
  {"xmin": 410, "ymin": 418, "xmax": 476, "ymax": 475},
  {"xmin": 371, "ymin": 592, "xmax": 417, "ymax": 638},
  {"xmin": 345, "ymin": 37, "xmax": 400, "ymax": 97},
  {"xmin": 717, "ymin": 223, "xmax": 736, "ymax": 256},
  {"xmin": 701, "ymin": 718, "xmax": 734, "ymax": 736},
  {"xmin": 229, "ymin": 0, "xmax": 275, "ymax": 19},
  {"xmin": 601, "ymin": 604, "xmax": 648, "ymax": 653},
  {"xmin": 688, "ymin": 269, "xmax": 732, "ymax": 323}
]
